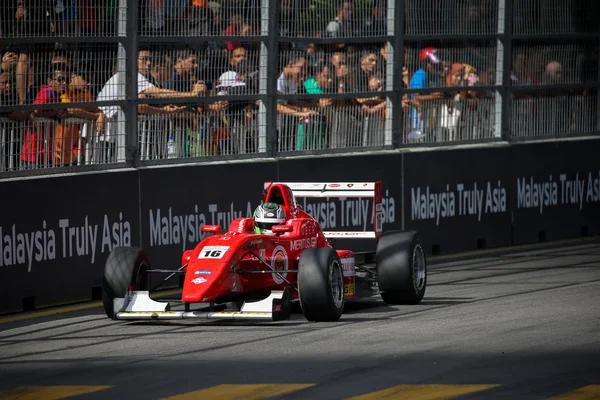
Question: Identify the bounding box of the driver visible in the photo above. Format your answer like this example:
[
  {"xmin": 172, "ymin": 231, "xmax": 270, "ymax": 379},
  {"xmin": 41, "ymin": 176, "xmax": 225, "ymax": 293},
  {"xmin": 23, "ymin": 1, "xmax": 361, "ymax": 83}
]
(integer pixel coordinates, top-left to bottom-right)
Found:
[{"xmin": 253, "ymin": 202, "xmax": 287, "ymax": 235}]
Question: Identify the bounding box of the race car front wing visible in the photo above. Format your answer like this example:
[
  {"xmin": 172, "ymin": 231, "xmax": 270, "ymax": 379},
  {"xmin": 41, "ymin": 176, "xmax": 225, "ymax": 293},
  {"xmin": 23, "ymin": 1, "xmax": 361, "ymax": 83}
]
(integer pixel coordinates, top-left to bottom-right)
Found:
[{"xmin": 113, "ymin": 287, "xmax": 292, "ymax": 321}]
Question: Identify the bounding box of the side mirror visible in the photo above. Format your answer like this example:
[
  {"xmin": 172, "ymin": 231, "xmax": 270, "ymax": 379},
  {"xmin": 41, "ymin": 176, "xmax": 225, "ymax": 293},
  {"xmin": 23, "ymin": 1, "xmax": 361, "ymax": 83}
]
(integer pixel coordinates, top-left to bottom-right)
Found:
[
  {"xmin": 181, "ymin": 250, "xmax": 194, "ymax": 267},
  {"xmin": 271, "ymin": 225, "xmax": 293, "ymax": 234},
  {"xmin": 201, "ymin": 224, "xmax": 222, "ymax": 233}
]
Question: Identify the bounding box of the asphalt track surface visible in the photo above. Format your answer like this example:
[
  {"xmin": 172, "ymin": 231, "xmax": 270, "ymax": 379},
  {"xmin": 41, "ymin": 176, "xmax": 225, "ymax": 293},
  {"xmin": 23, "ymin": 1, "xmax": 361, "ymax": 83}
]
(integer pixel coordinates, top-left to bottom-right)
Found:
[{"xmin": 0, "ymin": 241, "xmax": 599, "ymax": 400}]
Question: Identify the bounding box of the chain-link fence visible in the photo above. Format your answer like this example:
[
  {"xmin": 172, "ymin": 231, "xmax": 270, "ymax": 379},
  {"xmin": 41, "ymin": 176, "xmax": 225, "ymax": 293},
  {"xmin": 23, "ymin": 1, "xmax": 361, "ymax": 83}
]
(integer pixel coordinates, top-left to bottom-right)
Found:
[{"xmin": 0, "ymin": 0, "xmax": 598, "ymax": 175}]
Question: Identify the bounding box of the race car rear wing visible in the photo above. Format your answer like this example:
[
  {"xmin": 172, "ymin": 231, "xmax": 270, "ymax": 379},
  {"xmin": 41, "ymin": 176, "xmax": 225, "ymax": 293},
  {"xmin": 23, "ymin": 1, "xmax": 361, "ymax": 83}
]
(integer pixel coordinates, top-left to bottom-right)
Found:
[{"xmin": 264, "ymin": 181, "xmax": 383, "ymax": 239}]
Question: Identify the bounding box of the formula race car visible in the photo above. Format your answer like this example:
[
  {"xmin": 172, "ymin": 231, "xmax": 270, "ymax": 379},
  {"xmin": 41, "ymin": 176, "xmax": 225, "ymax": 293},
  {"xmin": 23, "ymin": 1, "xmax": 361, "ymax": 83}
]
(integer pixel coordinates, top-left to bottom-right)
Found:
[{"xmin": 101, "ymin": 181, "xmax": 427, "ymax": 322}]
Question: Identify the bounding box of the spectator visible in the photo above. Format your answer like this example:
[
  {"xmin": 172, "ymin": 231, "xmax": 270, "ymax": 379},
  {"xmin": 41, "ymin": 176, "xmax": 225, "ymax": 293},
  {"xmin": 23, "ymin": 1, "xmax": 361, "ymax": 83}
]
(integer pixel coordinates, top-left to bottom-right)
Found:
[
  {"xmin": 0, "ymin": 72, "xmax": 16, "ymax": 109},
  {"xmin": 162, "ymin": 51, "xmax": 199, "ymax": 92},
  {"xmin": 299, "ymin": 61, "xmax": 334, "ymax": 150},
  {"xmin": 0, "ymin": 71, "xmax": 23, "ymax": 171},
  {"xmin": 354, "ymin": 48, "xmax": 379, "ymax": 92},
  {"xmin": 544, "ymin": 61, "xmax": 562, "ymax": 84},
  {"xmin": 408, "ymin": 47, "xmax": 445, "ymax": 142},
  {"xmin": 143, "ymin": 0, "xmax": 166, "ymax": 34},
  {"xmin": 361, "ymin": 0, "xmax": 387, "ymax": 36},
  {"xmin": 324, "ymin": 0, "xmax": 355, "ymax": 38},
  {"xmin": 224, "ymin": 13, "xmax": 244, "ymax": 51},
  {"xmin": 1, "ymin": 50, "xmax": 19, "ymax": 77},
  {"xmin": 20, "ymin": 65, "xmax": 70, "ymax": 168},
  {"xmin": 96, "ymin": 47, "xmax": 205, "ymax": 162},
  {"xmin": 276, "ymin": 53, "xmax": 316, "ymax": 151},
  {"xmin": 14, "ymin": 1, "xmax": 55, "ymax": 105},
  {"xmin": 54, "ymin": 69, "xmax": 105, "ymax": 166},
  {"xmin": 151, "ymin": 52, "xmax": 174, "ymax": 88},
  {"xmin": 511, "ymin": 50, "xmax": 536, "ymax": 86},
  {"xmin": 280, "ymin": 0, "xmax": 300, "ymax": 37},
  {"xmin": 330, "ymin": 51, "xmax": 352, "ymax": 92},
  {"xmin": 362, "ymin": 73, "xmax": 387, "ymax": 146}
]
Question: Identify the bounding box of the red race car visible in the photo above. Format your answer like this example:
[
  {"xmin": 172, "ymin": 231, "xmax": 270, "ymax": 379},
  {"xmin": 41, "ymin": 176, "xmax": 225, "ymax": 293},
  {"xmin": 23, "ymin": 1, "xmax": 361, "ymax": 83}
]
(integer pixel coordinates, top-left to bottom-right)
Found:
[{"xmin": 102, "ymin": 181, "xmax": 427, "ymax": 322}]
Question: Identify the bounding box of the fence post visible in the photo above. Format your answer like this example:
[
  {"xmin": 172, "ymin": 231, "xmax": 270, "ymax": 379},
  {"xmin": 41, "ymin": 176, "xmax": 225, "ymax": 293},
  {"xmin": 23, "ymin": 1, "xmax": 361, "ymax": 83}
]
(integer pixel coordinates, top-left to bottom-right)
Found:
[
  {"xmin": 123, "ymin": 0, "xmax": 139, "ymax": 167},
  {"xmin": 265, "ymin": 0, "xmax": 279, "ymax": 157},
  {"xmin": 391, "ymin": 0, "xmax": 405, "ymax": 149},
  {"xmin": 501, "ymin": 0, "xmax": 513, "ymax": 141},
  {"xmin": 597, "ymin": 31, "xmax": 600, "ymax": 134},
  {"xmin": 258, "ymin": 0, "xmax": 270, "ymax": 154}
]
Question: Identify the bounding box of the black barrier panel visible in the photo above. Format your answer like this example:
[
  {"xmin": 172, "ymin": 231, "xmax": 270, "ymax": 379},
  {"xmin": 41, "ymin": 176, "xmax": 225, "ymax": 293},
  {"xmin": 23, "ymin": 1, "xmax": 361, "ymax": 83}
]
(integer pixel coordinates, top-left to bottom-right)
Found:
[
  {"xmin": 278, "ymin": 154, "xmax": 402, "ymax": 253},
  {"xmin": 0, "ymin": 170, "xmax": 140, "ymax": 313},
  {"xmin": 403, "ymin": 146, "xmax": 513, "ymax": 255},
  {"xmin": 138, "ymin": 161, "xmax": 279, "ymax": 279},
  {"xmin": 510, "ymin": 139, "xmax": 600, "ymax": 245}
]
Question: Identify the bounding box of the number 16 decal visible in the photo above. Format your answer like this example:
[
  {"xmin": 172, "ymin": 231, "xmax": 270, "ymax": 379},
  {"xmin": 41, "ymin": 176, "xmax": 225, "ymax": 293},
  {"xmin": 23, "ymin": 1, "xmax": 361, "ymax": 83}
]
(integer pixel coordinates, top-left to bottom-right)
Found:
[{"xmin": 198, "ymin": 246, "xmax": 230, "ymax": 259}]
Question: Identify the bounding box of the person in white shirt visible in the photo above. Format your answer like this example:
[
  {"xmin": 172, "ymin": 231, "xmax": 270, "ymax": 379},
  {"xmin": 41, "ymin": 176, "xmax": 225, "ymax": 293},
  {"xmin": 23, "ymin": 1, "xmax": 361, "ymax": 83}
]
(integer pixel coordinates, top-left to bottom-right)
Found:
[{"xmin": 96, "ymin": 47, "xmax": 207, "ymax": 162}]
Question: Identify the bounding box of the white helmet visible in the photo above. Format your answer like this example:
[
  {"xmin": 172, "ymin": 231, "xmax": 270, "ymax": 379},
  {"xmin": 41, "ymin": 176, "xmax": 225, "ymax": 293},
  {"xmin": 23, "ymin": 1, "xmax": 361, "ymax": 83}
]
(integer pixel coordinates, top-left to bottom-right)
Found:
[{"xmin": 253, "ymin": 202, "xmax": 286, "ymax": 235}]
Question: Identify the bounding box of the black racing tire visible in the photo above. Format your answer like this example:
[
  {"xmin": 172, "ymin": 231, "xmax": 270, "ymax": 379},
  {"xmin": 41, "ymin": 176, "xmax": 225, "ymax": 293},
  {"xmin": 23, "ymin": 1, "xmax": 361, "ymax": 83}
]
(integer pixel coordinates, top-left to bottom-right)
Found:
[
  {"xmin": 297, "ymin": 247, "xmax": 345, "ymax": 322},
  {"xmin": 376, "ymin": 231, "xmax": 427, "ymax": 305},
  {"xmin": 102, "ymin": 246, "xmax": 151, "ymax": 319}
]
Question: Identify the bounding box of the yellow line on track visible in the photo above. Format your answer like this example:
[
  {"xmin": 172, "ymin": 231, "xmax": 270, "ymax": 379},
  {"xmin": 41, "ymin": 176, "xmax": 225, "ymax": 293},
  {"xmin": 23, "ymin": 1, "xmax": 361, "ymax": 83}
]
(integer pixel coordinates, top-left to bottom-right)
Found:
[
  {"xmin": 346, "ymin": 384, "xmax": 500, "ymax": 400},
  {"xmin": 0, "ymin": 385, "xmax": 112, "ymax": 400},
  {"xmin": 546, "ymin": 385, "xmax": 600, "ymax": 400},
  {"xmin": 161, "ymin": 384, "xmax": 316, "ymax": 400}
]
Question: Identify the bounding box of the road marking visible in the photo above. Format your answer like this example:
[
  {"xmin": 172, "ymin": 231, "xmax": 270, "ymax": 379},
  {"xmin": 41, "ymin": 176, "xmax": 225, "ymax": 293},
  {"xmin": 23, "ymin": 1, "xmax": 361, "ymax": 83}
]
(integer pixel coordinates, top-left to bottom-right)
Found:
[
  {"xmin": 546, "ymin": 385, "xmax": 600, "ymax": 399},
  {"xmin": 0, "ymin": 385, "xmax": 112, "ymax": 400},
  {"xmin": 161, "ymin": 384, "xmax": 316, "ymax": 399},
  {"xmin": 0, "ymin": 289, "xmax": 181, "ymax": 324},
  {"xmin": 346, "ymin": 384, "xmax": 500, "ymax": 400}
]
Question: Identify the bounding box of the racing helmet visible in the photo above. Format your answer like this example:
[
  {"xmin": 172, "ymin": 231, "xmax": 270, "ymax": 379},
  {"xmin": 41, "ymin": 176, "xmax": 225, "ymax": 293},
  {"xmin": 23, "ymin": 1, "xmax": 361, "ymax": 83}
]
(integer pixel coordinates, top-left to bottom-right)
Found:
[{"xmin": 253, "ymin": 202, "xmax": 286, "ymax": 235}]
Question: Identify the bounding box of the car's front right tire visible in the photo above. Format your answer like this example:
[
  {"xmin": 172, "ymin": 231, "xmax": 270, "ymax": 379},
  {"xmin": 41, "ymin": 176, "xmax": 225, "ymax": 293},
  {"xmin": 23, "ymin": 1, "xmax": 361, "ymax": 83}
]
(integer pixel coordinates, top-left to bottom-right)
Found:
[{"xmin": 297, "ymin": 247, "xmax": 345, "ymax": 322}]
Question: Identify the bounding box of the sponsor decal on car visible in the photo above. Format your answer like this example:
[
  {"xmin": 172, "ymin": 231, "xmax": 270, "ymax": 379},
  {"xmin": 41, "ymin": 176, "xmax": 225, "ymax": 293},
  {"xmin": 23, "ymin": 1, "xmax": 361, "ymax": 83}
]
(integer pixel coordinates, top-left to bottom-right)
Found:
[
  {"xmin": 344, "ymin": 283, "xmax": 356, "ymax": 297},
  {"xmin": 271, "ymin": 245, "xmax": 288, "ymax": 284},
  {"xmin": 194, "ymin": 270, "xmax": 212, "ymax": 275},
  {"xmin": 192, "ymin": 277, "xmax": 207, "ymax": 284},
  {"xmin": 289, "ymin": 237, "xmax": 317, "ymax": 251},
  {"xmin": 198, "ymin": 245, "xmax": 230, "ymax": 259},
  {"xmin": 341, "ymin": 258, "xmax": 356, "ymax": 277},
  {"xmin": 300, "ymin": 223, "xmax": 316, "ymax": 235}
]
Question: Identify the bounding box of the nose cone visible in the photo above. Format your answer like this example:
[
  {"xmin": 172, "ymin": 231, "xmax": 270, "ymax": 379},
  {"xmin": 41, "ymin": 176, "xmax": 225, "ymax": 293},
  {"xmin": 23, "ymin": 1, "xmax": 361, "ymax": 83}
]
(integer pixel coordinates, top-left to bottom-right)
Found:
[{"xmin": 182, "ymin": 261, "xmax": 231, "ymax": 303}]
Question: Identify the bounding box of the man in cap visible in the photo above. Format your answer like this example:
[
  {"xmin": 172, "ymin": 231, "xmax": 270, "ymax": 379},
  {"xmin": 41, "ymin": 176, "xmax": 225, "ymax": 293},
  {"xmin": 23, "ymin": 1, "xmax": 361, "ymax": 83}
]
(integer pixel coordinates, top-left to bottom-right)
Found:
[{"xmin": 407, "ymin": 47, "xmax": 446, "ymax": 142}]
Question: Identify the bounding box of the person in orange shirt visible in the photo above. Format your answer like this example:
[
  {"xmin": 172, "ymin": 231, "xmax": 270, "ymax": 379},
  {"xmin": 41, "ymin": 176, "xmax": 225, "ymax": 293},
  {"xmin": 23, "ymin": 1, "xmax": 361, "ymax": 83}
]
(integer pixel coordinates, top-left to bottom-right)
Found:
[{"xmin": 55, "ymin": 69, "xmax": 105, "ymax": 166}]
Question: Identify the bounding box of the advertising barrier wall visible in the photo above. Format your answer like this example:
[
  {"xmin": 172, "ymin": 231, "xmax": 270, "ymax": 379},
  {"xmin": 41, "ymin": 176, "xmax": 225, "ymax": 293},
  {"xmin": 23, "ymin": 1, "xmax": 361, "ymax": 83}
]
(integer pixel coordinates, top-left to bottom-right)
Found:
[
  {"xmin": 403, "ymin": 145, "xmax": 513, "ymax": 254},
  {"xmin": 2, "ymin": 139, "xmax": 599, "ymax": 313},
  {"xmin": 510, "ymin": 140, "xmax": 600, "ymax": 244},
  {"xmin": 0, "ymin": 170, "xmax": 141, "ymax": 313}
]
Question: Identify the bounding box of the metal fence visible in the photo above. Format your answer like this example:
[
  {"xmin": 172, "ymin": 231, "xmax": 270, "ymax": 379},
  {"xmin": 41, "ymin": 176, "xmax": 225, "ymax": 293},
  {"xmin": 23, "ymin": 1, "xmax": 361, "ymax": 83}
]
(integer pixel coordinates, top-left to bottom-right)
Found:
[{"xmin": 0, "ymin": 0, "xmax": 598, "ymax": 175}]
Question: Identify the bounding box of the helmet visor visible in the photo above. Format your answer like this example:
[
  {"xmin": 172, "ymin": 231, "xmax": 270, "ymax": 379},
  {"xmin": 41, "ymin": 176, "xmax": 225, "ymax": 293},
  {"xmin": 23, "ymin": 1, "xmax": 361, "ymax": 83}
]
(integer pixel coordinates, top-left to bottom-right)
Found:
[{"xmin": 256, "ymin": 221, "xmax": 280, "ymax": 232}]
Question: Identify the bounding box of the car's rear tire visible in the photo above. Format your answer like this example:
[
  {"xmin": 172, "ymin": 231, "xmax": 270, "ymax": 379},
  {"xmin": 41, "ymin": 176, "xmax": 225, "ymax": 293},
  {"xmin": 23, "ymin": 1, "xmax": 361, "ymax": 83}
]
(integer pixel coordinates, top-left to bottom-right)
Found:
[
  {"xmin": 102, "ymin": 246, "xmax": 151, "ymax": 319},
  {"xmin": 297, "ymin": 247, "xmax": 345, "ymax": 322},
  {"xmin": 376, "ymin": 231, "xmax": 427, "ymax": 305}
]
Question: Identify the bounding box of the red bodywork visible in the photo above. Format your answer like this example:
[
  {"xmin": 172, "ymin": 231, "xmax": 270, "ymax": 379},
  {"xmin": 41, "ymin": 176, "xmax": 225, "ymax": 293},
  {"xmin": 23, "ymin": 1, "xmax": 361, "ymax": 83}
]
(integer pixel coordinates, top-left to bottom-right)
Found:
[{"xmin": 179, "ymin": 183, "xmax": 358, "ymax": 304}]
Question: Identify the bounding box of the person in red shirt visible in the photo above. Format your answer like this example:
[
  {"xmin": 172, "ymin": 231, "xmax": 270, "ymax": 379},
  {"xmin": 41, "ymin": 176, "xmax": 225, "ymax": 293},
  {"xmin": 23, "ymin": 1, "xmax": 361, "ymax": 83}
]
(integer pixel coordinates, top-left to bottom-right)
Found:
[
  {"xmin": 20, "ymin": 67, "xmax": 71, "ymax": 168},
  {"xmin": 224, "ymin": 13, "xmax": 243, "ymax": 51}
]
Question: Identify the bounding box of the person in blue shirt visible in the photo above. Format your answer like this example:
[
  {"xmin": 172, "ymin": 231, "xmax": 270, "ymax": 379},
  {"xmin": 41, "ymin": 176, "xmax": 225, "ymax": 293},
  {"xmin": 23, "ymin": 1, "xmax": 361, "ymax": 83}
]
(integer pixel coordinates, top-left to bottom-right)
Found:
[{"xmin": 408, "ymin": 48, "xmax": 445, "ymax": 142}]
